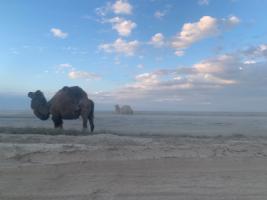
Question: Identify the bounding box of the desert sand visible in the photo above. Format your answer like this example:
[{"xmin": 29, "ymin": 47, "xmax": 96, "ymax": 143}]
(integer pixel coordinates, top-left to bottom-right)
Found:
[{"xmin": 1, "ymin": 132, "xmax": 267, "ymax": 200}]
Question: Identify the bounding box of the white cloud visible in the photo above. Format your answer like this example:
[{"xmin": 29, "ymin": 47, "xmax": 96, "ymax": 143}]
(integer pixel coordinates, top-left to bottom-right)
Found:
[
  {"xmin": 95, "ymin": 2, "xmax": 112, "ymax": 16},
  {"xmin": 95, "ymin": 0, "xmax": 132, "ymax": 17},
  {"xmin": 228, "ymin": 15, "xmax": 240, "ymax": 25},
  {"xmin": 56, "ymin": 63, "xmax": 73, "ymax": 74},
  {"xmin": 260, "ymin": 44, "xmax": 267, "ymax": 51},
  {"xmin": 129, "ymin": 58, "xmax": 238, "ymax": 91},
  {"xmin": 99, "ymin": 38, "xmax": 139, "ymax": 56},
  {"xmin": 58, "ymin": 63, "xmax": 72, "ymax": 68},
  {"xmin": 55, "ymin": 63, "xmax": 100, "ymax": 80},
  {"xmin": 198, "ymin": 0, "xmax": 209, "ymax": 5},
  {"xmin": 171, "ymin": 15, "xmax": 240, "ymax": 56},
  {"xmin": 222, "ymin": 15, "xmax": 241, "ymax": 28},
  {"xmin": 149, "ymin": 33, "xmax": 165, "ymax": 47},
  {"xmin": 50, "ymin": 28, "xmax": 68, "ymax": 39},
  {"xmin": 109, "ymin": 17, "xmax": 136, "ymax": 36},
  {"xmin": 172, "ymin": 16, "xmax": 219, "ymax": 50},
  {"xmin": 190, "ymin": 73, "xmax": 236, "ymax": 85},
  {"xmin": 68, "ymin": 70, "xmax": 101, "ymax": 80},
  {"xmin": 194, "ymin": 55, "xmax": 232, "ymax": 74},
  {"xmin": 244, "ymin": 60, "xmax": 256, "ymax": 65},
  {"xmin": 174, "ymin": 50, "xmax": 185, "ymax": 57},
  {"xmin": 154, "ymin": 11, "xmax": 166, "ymax": 19},
  {"xmin": 112, "ymin": 0, "xmax": 132, "ymax": 15},
  {"xmin": 244, "ymin": 44, "xmax": 267, "ymax": 58},
  {"xmin": 113, "ymin": 50, "xmax": 250, "ymax": 101},
  {"xmin": 92, "ymin": 44, "xmax": 267, "ymax": 110},
  {"xmin": 135, "ymin": 73, "xmax": 159, "ymax": 86}
]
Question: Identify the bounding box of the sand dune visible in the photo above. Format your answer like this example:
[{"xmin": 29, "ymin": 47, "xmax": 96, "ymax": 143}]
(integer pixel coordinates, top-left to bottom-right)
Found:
[{"xmin": 1, "ymin": 133, "xmax": 267, "ymax": 199}]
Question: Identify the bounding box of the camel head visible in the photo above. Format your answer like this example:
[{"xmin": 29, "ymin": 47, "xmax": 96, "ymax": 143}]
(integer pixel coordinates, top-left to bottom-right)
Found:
[{"xmin": 28, "ymin": 90, "xmax": 50, "ymax": 120}]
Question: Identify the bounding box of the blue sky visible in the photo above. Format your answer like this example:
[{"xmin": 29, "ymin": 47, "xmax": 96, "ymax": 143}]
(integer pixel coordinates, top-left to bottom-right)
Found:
[{"xmin": 1, "ymin": 0, "xmax": 267, "ymax": 111}]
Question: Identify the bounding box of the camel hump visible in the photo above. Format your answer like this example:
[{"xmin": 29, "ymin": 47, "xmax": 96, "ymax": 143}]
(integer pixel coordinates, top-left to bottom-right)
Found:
[{"xmin": 61, "ymin": 86, "xmax": 88, "ymax": 99}]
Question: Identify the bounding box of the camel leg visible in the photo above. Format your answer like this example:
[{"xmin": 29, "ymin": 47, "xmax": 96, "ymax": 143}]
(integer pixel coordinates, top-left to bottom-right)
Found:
[
  {"xmin": 81, "ymin": 114, "xmax": 88, "ymax": 130},
  {"xmin": 79, "ymin": 99, "xmax": 94, "ymax": 132},
  {"xmin": 88, "ymin": 116, "xmax": 94, "ymax": 132},
  {"xmin": 52, "ymin": 115, "xmax": 63, "ymax": 128},
  {"xmin": 81, "ymin": 112, "xmax": 88, "ymax": 130}
]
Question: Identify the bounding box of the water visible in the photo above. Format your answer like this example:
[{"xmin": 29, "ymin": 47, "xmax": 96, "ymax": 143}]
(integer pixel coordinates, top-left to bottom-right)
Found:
[{"xmin": 1, "ymin": 111, "xmax": 267, "ymax": 136}]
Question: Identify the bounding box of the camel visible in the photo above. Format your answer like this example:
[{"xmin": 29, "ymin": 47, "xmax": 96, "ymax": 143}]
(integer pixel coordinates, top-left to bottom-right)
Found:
[
  {"xmin": 28, "ymin": 86, "xmax": 94, "ymax": 132},
  {"xmin": 115, "ymin": 104, "xmax": 133, "ymax": 115}
]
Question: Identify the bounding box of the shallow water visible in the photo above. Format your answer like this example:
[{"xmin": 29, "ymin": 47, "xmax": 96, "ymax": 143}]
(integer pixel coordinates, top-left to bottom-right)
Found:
[{"xmin": 1, "ymin": 111, "xmax": 267, "ymax": 136}]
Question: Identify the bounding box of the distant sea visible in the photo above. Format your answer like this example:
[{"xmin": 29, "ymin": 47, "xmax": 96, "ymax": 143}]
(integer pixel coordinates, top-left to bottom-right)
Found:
[{"xmin": 1, "ymin": 110, "xmax": 267, "ymax": 136}]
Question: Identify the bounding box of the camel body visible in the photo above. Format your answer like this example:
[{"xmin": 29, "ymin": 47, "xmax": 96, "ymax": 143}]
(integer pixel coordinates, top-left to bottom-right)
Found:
[{"xmin": 28, "ymin": 86, "xmax": 94, "ymax": 131}]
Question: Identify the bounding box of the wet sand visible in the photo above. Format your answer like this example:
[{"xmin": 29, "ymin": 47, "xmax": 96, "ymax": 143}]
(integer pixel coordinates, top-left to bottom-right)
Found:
[{"xmin": 1, "ymin": 133, "xmax": 267, "ymax": 200}]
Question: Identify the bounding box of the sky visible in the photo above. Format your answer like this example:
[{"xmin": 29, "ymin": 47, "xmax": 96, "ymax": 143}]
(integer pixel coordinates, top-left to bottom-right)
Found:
[{"xmin": 0, "ymin": 0, "xmax": 267, "ymax": 111}]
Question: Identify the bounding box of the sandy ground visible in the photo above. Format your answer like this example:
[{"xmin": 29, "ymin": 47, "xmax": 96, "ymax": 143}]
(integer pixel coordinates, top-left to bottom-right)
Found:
[{"xmin": 1, "ymin": 133, "xmax": 267, "ymax": 200}]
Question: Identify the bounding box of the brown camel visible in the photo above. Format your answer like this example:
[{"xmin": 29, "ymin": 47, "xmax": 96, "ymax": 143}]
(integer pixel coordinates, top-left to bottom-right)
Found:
[{"xmin": 28, "ymin": 86, "xmax": 94, "ymax": 132}]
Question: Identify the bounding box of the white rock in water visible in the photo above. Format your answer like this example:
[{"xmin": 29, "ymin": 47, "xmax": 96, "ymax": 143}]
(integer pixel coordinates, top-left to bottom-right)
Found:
[{"xmin": 115, "ymin": 104, "xmax": 134, "ymax": 115}]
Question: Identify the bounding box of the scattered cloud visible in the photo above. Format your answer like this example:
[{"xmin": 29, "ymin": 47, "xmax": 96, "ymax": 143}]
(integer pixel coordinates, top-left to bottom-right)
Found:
[
  {"xmin": 55, "ymin": 63, "xmax": 100, "ymax": 80},
  {"xmin": 108, "ymin": 17, "xmax": 136, "ymax": 36},
  {"xmin": 95, "ymin": 2, "xmax": 112, "ymax": 16},
  {"xmin": 99, "ymin": 38, "xmax": 139, "ymax": 56},
  {"xmin": 112, "ymin": 0, "xmax": 133, "ymax": 15},
  {"xmin": 228, "ymin": 15, "xmax": 240, "ymax": 25},
  {"xmin": 171, "ymin": 16, "xmax": 219, "ymax": 50},
  {"xmin": 194, "ymin": 55, "xmax": 235, "ymax": 74},
  {"xmin": 126, "ymin": 43, "xmax": 267, "ymax": 101},
  {"xmin": 68, "ymin": 70, "xmax": 101, "ymax": 80},
  {"xmin": 134, "ymin": 72, "xmax": 160, "ymax": 87},
  {"xmin": 154, "ymin": 10, "xmax": 166, "ymax": 19},
  {"xmin": 58, "ymin": 63, "xmax": 72, "ymax": 68},
  {"xmin": 198, "ymin": 0, "xmax": 209, "ymax": 6},
  {"xmin": 243, "ymin": 44, "xmax": 267, "ymax": 58},
  {"xmin": 109, "ymin": 44, "xmax": 267, "ymax": 101},
  {"xmin": 50, "ymin": 28, "xmax": 68, "ymax": 39},
  {"xmin": 154, "ymin": 4, "xmax": 171, "ymax": 20},
  {"xmin": 222, "ymin": 15, "xmax": 241, "ymax": 28},
  {"xmin": 244, "ymin": 60, "xmax": 257, "ymax": 65},
  {"xmin": 171, "ymin": 15, "xmax": 240, "ymax": 56},
  {"xmin": 89, "ymin": 43, "xmax": 267, "ymax": 110},
  {"xmin": 127, "ymin": 60, "xmax": 237, "ymax": 92},
  {"xmin": 174, "ymin": 50, "xmax": 185, "ymax": 57},
  {"xmin": 95, "ymin": 0, "xmax": 132, "ymax": 17},
  {"xmin": 55, "ymin": 63, "xmax": 73, "ymax": 74},
  {"xmin": 149, "ymin": 33, "xmax": 165, "ymax": 47}
]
